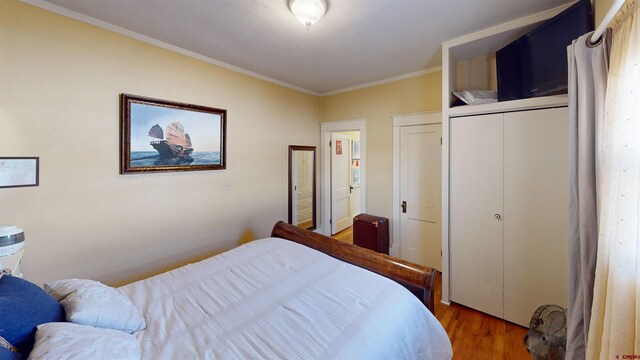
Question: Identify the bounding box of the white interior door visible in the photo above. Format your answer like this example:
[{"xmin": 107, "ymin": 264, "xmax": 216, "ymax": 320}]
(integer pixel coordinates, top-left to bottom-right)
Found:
[
  {"xmin": 503, "ymin": 107, "xmax": 569, "ymax": 326},
  {"xmin": 450, "ymin": 113, "xmax": 504, "ymax": 318},
  {"xmin": 331, "ymin": 133, "xmax": 352, "ymax": 234},
  {"xmin": 350, "ymin": 186, "xmax": 360, "ymax": 218},
  {"xmin": 399, "ymin": 124, "xmax": 442, "ymax": 270}
]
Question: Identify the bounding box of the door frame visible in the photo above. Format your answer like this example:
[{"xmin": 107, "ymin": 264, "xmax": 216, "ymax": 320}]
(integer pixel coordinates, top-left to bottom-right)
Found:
[
  {"xmin": 391, "ymin": 111, "xmax": 441, "ymax": 257},
  {"xmin": 320, "ymin": 119, "xmax": 366, "ymax": 236}
]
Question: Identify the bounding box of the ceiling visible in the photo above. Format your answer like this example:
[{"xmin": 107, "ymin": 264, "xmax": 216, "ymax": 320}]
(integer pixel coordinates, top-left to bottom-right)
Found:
[{"xmin": 32, "ymin": 0, "xmax": 574, "ymax": 95}]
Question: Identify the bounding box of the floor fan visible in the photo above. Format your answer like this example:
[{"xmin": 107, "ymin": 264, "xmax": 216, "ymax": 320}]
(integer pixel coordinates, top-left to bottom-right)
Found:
[{"xmin": 523, "ymin": 305, "xmax": 567, "ymax": 360}]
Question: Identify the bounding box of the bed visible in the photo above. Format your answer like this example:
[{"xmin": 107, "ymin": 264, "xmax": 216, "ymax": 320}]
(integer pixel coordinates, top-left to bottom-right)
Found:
[{"xmin": 3, "ymin": 222, "xmax": 453, "ymax": 360}]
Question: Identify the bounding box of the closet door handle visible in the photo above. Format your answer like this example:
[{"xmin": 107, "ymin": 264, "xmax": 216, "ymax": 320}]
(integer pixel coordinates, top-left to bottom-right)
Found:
[{"xmin": 494, "ymin": 214, "xmax": 502, "ymax": 220}]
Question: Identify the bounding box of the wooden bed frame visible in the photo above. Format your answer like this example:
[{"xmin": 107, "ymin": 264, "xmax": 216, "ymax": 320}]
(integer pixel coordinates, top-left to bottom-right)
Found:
[{"xmin": 271, "ymin": 221, "xmax": 438, "ymax": 314}]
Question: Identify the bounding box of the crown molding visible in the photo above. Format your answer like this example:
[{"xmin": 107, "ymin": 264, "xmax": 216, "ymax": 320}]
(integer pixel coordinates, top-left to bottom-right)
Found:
[
  {"xmin": 20, "ymin": 0, "xmax": 323, "ymax": 96},
  {"xmin": 321, "ymin": 66, "xmax": 442, "ymax": 96},
  {"xmin": 20, "ymin": 0, "xmax": 445, "ymax": 98}
]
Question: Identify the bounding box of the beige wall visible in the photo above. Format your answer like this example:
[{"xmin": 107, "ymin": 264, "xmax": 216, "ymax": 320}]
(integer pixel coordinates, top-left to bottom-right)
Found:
[
  {"xmin": 596, "ymin": 0, "xmax": 615, "ymax": 25},
  {"xmin": 320, "ymin": 72, "xmax": 442, "ymax": 222},
  {"xmin": 337, "ymin": 131, "xmax": 361, "ymax": 141},
  {"xmin": 456, "ymin": 55, "xmax": 497, "ymax": 92},
  {"xmin": 0, "ymin": 0, "xmax": 321, "ymax": 286}
]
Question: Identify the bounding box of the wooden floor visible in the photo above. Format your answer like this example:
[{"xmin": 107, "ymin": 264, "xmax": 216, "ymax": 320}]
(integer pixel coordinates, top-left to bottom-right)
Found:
[
  {"xmin": 332, "ymin": 226, "xmax": 353, "ymax": 244},
  {"xmin": 331, "ymin": 228, "xmax": 530, "ymax": 359},
  {"xmin": 297, "ymin": 220, "xmax": 313, "ymax": 229},
  {"xmin": 434, "ymin": 274, "xmax": 530, "ymax": 359}
]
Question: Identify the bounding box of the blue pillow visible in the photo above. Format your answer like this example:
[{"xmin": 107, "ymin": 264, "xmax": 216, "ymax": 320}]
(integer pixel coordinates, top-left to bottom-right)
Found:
[
  {"xmin": 0, "ymin": 275, "xmax": 64, "ymax": 356},
  {"xmin": 0, "ymin": 346, "xmax": 20, "ymax": 360},
  {"xmin": 0, "ymin": 335, "xmax": 20, "ymax": 360}
]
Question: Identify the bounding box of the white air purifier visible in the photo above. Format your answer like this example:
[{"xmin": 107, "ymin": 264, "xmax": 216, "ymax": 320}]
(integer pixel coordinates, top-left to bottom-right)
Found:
[{"xmin": 0, "ymin": 225, "xmax": 25, "ymax": 278}]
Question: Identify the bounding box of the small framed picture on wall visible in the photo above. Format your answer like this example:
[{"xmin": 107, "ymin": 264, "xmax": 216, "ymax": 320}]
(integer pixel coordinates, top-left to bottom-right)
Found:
[
  {"xmin": 335, "ymin": 139, "xmax": 343, "ymax": 155},
  {"xmin": 352, "ymin": 140, "xmax": 360, "ymax": 160},
  {"xmin": 352, "ymin": 168, "xmax": 360, "ymax": 186},
  {"xmin": 0, "ymin": 157, "xmax": 39, "ymax": 188}
]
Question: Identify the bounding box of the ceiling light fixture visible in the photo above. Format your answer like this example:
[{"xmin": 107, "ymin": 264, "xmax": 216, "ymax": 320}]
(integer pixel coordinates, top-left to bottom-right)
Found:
[{"xmin": 288, "ymin": 0, "xmax": 328, "ymax": 30}]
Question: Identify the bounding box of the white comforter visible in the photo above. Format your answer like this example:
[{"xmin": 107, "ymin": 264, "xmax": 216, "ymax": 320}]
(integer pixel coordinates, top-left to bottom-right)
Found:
[{"xmin": 119, "ymin": 238, "xmax": 452, "ymax": 360}]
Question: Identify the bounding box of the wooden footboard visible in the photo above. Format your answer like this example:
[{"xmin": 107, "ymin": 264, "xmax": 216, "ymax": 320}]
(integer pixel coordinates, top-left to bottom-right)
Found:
[{"xmin": 271, "ymin": 221, "xmax": 438, "ymax": 314}]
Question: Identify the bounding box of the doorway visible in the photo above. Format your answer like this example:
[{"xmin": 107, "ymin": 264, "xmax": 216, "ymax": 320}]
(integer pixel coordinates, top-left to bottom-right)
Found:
[
  {"xmin": 392, "ymin": 112, "xmax": 442, "ymax": 270},
  {"xmin": 320, "ymin": 119, "xmax": 367, "ymax": 237}
]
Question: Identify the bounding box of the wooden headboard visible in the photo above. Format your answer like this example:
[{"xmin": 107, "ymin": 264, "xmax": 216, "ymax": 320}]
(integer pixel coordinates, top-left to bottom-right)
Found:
[{"xmin": 271, "ymin": 221, "xmax": 438, "ymax": 314}]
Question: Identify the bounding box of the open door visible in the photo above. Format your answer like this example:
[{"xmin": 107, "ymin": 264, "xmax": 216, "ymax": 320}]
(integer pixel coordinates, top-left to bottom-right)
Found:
[{"xmin": 331, "ymin": 133, "xmax": 352, "ymax": 235}]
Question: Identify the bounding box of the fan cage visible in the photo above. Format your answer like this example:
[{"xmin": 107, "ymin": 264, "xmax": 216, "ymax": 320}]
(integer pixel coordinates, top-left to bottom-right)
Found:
[{"xmin": 524, "ymin": 305, "xmax": 567, "ymax": 360}]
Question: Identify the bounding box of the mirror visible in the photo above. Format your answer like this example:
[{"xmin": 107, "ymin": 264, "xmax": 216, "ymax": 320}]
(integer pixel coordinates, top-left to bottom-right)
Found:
[{"xmin": 288, "ymin": 145, "xmax": 316, "ymax": 230}]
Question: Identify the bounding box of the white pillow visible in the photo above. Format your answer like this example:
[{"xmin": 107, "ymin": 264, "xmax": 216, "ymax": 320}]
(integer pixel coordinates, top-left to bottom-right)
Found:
[
  {"xmin": 29, "ymin": 322, "xmax": 140, "ymax": 360},
  {"xmin": 45, "ymin": 279, "xmax": 146, "ymax": 333}
]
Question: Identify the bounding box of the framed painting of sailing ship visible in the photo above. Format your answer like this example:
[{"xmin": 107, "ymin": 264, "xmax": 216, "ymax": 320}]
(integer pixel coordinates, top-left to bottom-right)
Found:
[{"xmin": 120, "ymin": 94, "xmax": 226, "ymax": 174}]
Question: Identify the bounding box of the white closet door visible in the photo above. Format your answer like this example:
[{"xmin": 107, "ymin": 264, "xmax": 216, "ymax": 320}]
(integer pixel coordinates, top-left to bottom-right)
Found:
[
  {"xmin": 450, "ymin": 113, "xmax": 504, "ymax": 318},
  {"xmin": 503, "ymin": 107, "xmax": 569, "ymax": 326}
]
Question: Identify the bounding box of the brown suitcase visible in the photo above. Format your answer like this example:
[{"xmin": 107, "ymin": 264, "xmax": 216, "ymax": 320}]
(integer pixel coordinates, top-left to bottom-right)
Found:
[{"xmin": 353, "ymin": 213, "xmax": 389, "ymax": 254}]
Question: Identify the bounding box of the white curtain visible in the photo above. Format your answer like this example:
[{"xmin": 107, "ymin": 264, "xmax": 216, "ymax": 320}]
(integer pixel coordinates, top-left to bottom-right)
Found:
[
  {"xmin": 566, "ymin": 25, "xmax": 610, "ymax": 360},
  {"xmin": 588, "ymin": 0, "xmax": 640, "ymax": 358}
]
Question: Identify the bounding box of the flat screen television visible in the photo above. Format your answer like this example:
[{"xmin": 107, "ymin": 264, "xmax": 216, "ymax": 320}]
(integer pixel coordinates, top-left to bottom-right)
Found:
[{"xmin": 496, "ymin": 0, "xmax": 593, "ymax": 102}]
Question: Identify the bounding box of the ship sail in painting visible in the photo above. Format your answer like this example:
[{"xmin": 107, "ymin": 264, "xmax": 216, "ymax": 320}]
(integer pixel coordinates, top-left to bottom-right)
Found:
[{"xmin": 147, "ymin": 122, "xmax": 194, "ymax": 158}]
